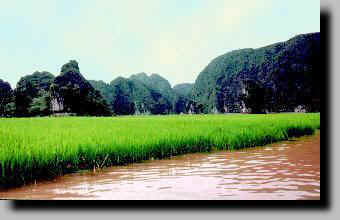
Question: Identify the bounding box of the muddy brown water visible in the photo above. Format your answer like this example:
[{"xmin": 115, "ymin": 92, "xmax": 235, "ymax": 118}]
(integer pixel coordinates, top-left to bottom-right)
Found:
[{"xmin": 0, "ymin": 132, "xmax": 320, "ymax": 200}]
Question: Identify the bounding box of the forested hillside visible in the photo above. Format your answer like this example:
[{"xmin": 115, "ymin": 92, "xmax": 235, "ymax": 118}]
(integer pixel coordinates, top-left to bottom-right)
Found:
[
  {"xmin": 0, "ymin": 32, "xmax": 321, "ymax": 117},
  {"xmin": 91, "ymin": 73, "xmax": 174, "ymax": 115},
  {"xmin": 50, "ymin": 60, "xmax": 111, "ymax": 116},
  {"xmin": 191, "ymin": 32, "xmax": 320, "ymax": 113}
]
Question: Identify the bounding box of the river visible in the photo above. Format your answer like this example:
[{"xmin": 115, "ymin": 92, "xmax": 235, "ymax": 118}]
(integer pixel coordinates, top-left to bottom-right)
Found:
[{"xmin": 0, "ymin": 132, "xmax": 320, "ymax": 200}]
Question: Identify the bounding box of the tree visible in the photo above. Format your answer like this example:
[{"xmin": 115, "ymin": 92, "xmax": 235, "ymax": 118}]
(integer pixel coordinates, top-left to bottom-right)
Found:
[
  {"xmin": 28, "ymin": 90, "xmax": 51, "ymax": 116},
  {"xmin": 0, "ymin": 79, "xmax": 14, "ymax": 117},
  {"xmin": 14, "ymin": 72, "xmax": 55, "ymax": 117},
  {"xmin": 4, "ymin": 102, "xmax": 16, "ymax": 116}
]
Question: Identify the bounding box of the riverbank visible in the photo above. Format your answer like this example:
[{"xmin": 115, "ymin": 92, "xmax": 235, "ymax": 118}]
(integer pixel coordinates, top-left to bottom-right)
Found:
[{"xmin": 0, "ymin": 113, "xmax": 320, "ymax": 188}]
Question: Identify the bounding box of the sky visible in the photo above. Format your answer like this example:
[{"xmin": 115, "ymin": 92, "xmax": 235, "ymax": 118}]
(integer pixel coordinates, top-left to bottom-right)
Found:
[{"xmin": 0, "ymin": 0, "xmax": 320, "ymax": 88}]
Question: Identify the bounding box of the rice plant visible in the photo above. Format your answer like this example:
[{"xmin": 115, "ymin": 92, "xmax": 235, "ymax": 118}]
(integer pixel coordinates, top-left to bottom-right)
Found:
[{"xmin": 0, "ymin": 113, "xmax": 320, "ymax": 188}]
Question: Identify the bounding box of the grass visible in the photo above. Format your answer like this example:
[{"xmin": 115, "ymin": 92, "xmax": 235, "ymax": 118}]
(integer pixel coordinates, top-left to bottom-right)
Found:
[{"xmin": 0, "ymin": 113, "xmax": 320, "ymax": 188}]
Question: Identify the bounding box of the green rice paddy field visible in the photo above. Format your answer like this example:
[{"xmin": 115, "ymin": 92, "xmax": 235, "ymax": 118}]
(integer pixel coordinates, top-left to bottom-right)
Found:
[{"xmin": 0, "ymin": 113, "xmax": 320, "ymax": 188}]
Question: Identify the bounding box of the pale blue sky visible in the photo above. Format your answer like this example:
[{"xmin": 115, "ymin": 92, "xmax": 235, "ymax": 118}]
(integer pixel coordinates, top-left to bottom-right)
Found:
[{"xmin": 0, "ymin": 0, "xmax": 320, "ymax": 88}]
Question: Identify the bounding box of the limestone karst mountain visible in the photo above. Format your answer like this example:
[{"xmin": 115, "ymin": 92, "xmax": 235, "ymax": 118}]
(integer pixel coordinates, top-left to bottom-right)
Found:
[
  {"xmin": 1, "ymin": 32, "xmax": 321, "ymax": 117},
  {"xmin": 50, "ymin": 60, "xmax": 111, "ymax": 116},
  {"xmin": 191, "ymin": 32, "xmax": 320, "ymax": 113}
]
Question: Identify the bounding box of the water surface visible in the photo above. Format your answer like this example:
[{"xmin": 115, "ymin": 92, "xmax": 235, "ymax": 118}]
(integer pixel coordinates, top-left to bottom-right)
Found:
[{"xmin": 0, "ymin": 132, "xmax": 320, "ymax": 200}]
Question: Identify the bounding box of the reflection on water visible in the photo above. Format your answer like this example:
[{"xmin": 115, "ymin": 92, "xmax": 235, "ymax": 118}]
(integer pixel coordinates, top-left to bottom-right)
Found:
[{"xmin": 0, "ymin": 132, "xmax": 320, "ymax": 200}]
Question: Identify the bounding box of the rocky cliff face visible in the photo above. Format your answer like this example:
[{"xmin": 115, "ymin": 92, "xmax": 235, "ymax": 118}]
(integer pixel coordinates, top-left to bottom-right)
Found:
[
  {"xmin": 50, "ymin": 60, "xmax": 111, "ymax": 116},
  {"xmin": 191, "ymin": 32, "xmax": 320, "ymax": 113}
]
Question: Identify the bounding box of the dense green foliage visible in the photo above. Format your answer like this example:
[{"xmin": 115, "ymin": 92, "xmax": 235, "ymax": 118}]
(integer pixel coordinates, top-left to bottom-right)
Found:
[
  {"xmin": 130, "ymin": 73, "xmax": 174, "ymax": 114},
  {"xmin": 192, "ymin": 32, "xmax": 321, "ymax": 113},
  {"xmin": 14, "ymin": 71, "xmax": 55, "ymax": 117},
  {"xmin": 0, "ymin": 79, "xmax": 13, "ymax": 117},
  {"xmin": 130, "ymin": 72, "xmax": 173, "ymax": 100},
  {"xmin": 28, "ymin": 90, "xmax": 51, "ymax": 116},
  {"xmin": 91, "ymin": 73, "xmax": 175, "ymax": 115},
  {"xmin": 0, "ymin": 113, "xmax": 320, "ymax": 187},
  {"xmin": 3, "ymin": 62, "xmax": 111, "ymax": 117},
  {"xmin": 88, "ymin": 80, "xmax": 115, "ymax": 107}
]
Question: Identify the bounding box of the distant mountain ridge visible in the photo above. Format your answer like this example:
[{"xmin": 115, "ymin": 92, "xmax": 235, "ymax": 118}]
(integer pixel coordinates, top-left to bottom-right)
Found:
[
  {"xmin": 0, "ymin": 32, "xmax": 321, "ymax": 117},
  {"xmin": 90, "ymin": 72, "xmax": 176, "ymax": 115}
]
